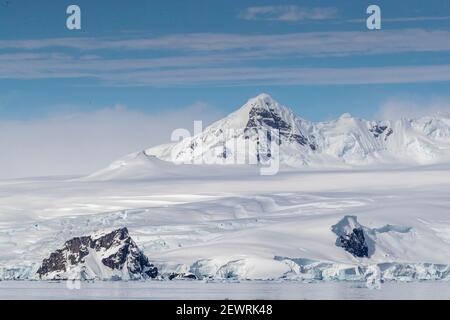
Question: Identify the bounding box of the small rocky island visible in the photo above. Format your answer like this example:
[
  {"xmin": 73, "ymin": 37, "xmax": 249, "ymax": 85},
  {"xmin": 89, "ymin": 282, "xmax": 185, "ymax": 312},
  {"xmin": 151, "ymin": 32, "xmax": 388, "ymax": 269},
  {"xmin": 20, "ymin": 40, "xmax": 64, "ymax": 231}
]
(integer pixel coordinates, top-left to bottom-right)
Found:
[{"xmin": 37, "ymin": 227, "xmax": 158, "ymax": 280}]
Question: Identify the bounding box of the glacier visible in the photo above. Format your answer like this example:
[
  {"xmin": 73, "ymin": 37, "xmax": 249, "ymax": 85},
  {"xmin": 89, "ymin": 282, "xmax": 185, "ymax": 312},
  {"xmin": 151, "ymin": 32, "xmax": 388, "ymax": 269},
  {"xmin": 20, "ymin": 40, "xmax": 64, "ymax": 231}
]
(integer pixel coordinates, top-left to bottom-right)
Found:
[{"xmin": 2, "ymin": 166, "xmax": 450, "ymax": 283}]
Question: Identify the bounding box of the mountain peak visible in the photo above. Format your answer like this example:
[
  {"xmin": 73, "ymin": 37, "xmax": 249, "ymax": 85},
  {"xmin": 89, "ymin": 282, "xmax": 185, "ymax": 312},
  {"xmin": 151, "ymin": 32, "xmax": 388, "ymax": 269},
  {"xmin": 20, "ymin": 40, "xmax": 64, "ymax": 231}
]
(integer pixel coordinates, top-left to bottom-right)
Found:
[
  {"xmin": 231, "ymin": 93, "xmax": 300, "ymax": 128},
  {"xmin": 199, "ymin": 94, "xmax": 317, "ymax": 159},
  {"xmin": 244, "ymin": 93, "xmax": 282, "ymax": 114},
  {"xmin": 203, "ymin": 93, "xmax": 297, "ymax": 132},
  {"xmin": 248, "ymin": 93, "xmax": 276, "ymax": 105}
]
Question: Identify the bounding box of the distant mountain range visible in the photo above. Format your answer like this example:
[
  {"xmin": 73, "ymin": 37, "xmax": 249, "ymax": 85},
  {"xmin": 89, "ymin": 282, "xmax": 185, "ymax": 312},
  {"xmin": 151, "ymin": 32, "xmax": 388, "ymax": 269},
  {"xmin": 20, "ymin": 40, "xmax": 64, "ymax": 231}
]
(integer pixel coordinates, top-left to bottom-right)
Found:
[{"xmin": 92, "ymin": 93, "xmax": 450, "ymax": 178}]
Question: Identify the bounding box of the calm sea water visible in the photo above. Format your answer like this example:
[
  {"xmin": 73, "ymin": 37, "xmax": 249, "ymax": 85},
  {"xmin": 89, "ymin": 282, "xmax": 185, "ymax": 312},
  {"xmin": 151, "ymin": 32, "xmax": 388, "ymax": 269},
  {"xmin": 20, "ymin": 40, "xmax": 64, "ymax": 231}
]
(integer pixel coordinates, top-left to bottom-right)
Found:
[{"xmin": 1, "ymin": 280, "xmax": 450, "ymax": 300}]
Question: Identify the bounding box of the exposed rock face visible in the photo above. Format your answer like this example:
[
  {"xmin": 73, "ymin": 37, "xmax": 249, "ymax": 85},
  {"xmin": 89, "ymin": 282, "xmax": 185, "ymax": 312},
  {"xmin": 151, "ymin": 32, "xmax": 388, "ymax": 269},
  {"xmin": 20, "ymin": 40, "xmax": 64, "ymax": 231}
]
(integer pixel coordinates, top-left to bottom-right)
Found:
[
  {"xmin": 336, "ymin": 227, "xmax": 369, "ymax": 258},
  {"xmin": 369, "ymin": 123, "xmax": 393, "ymax": 141},
  {"xmin": 245, "ymin": 103, "xmax": 316, "ymax": 150},
  {"xmin": 332, "ymin": 216, "xmax": 370, "ymax": 258},
  {"xmin": 168, "ymin": 272, "xmax": 197, "ymax": 280},
  {"xmin": 37, "ymin": 228, "xmax": 158, "ymax": 280}
]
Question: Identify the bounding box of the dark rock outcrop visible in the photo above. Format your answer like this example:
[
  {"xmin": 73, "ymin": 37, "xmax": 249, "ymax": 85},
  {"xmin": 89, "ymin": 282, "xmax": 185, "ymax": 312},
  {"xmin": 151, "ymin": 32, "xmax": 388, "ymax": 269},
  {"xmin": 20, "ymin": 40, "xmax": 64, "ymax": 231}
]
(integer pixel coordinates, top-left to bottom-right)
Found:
[
  {"xmin": 331, "ymin": 216, "xmax": 370, "ymax": 258},
  {"xmin": 245, "ymin": 104, "xmax": 316, "ymax": 151},
  {"xmin": 168, "ymin": 272, "xmax": 197, "ymax": 280},
  {"xmin": 370, "ymin": 123, "xmax": 393, "ymax": 141},
  {"xmin": 37, "ymin": 227, "xmax": 158, "ymax": 280},
  {"xmin": 336, "ymin": 227, "xmax": 369, "ymax": 258}
]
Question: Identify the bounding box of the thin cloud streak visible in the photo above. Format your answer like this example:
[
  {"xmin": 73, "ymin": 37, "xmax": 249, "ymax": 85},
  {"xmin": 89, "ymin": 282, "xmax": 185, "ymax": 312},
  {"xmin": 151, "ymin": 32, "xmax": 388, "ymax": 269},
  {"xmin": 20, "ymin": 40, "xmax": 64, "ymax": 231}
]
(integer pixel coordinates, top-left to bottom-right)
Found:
[
  {"xmin": 349, "ymin": 15, "xmax": 450, "ymax": 23},
  {"xmin": 2, "ymin": 29, "xmax": 450, "ymax": 86},
  {"xmin": 2, "ymin": 29, "xmax": 450, "ymax": 56},
  {"xmin": 239, "ymin": 6, "xmax": 338, "ymax": 22},
  {"xmin": 2, "ymin": 62, "xmax": 450, "ymax": 86},
  {"xmin": 97, "ymin": 65, "xmax": 450, "ymax": 87}
]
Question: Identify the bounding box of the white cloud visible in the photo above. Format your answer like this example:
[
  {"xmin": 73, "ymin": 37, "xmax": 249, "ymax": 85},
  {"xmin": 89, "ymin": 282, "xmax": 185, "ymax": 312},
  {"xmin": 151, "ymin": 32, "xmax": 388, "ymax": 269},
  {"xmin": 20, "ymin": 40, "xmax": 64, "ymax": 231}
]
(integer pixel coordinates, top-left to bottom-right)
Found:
[
  {"xmin": 0, "ymin": 103, "xmax": 223, "ymax": 179},
  {"xmin": 239, "ymin": 6, "xmax": 338, "ymax": 22},
  {"xmin": 376, "ymin": 97, "xmax": 450, "ymax": 120}
]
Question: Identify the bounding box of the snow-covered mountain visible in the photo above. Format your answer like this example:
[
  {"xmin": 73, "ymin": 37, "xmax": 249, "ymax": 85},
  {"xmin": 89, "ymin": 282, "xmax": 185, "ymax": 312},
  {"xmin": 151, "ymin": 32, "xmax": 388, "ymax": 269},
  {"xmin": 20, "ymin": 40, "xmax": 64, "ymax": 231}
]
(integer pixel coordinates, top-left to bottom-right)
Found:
[
  {"xmin": 96, "ymin": 94, "xmax": 450, "ymax": 178},
  {"xmin": 37, "ymin": 228, "xmax": 158, "ymax": 280},
  {"xmin": 146, "ymin": 93, "xmax": 317, "ymax": 168}
]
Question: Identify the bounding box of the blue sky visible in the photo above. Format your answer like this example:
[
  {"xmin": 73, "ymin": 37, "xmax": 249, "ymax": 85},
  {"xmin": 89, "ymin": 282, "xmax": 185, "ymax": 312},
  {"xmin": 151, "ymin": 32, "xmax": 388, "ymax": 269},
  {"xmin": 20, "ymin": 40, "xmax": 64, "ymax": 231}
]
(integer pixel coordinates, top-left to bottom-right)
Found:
[
  {"xmin": 1, "ymin": 0, "xmax": 450, "ymax": 177},
  {"xmin": 1, "ymin": 0, "xmax": 450, "ymax": 121}
]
